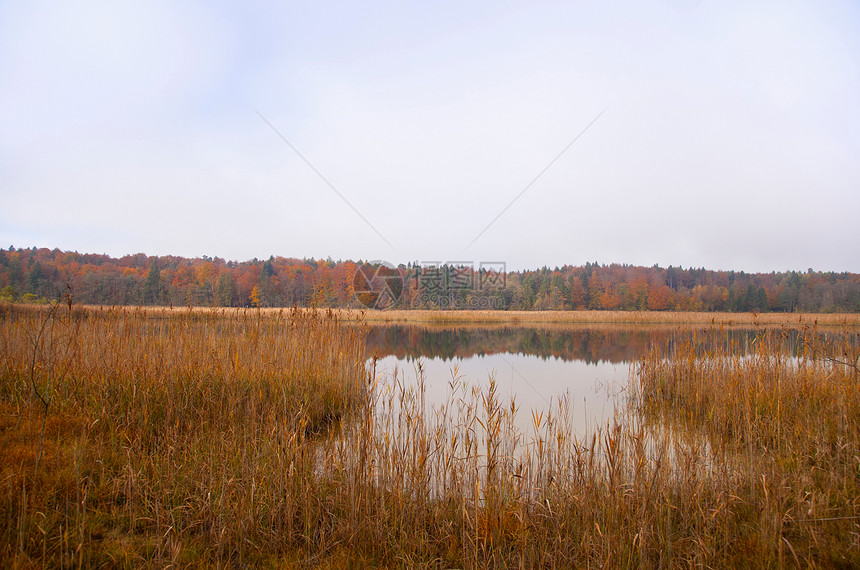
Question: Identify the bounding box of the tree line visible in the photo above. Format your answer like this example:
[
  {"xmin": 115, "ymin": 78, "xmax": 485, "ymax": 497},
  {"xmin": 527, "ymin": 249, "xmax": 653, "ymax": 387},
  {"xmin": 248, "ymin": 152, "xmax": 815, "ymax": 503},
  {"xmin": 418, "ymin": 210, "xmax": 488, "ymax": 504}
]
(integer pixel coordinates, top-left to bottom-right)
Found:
[{"xmin": 1, "ymin": 247, "xmax": 858, "ymax": 312}]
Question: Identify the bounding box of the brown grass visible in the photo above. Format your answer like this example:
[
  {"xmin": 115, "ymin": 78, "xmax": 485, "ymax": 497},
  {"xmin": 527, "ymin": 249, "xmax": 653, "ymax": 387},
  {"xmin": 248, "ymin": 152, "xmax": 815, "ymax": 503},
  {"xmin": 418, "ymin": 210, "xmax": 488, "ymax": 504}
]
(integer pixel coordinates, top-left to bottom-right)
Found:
[
  {"xmin": 345, "ymin": 308, "xmax": 860, "ymax": 327},
  {"xmin": 65, "ymin": 304, "xmax": 860, "ymax": 326},
  {"xmin": 633, "ymin": 327, "xmax": 860, "ymax": 566},
  {"xmin": 0, "ymin": 304, "xmax": 366, "ymax": 567},
  {"xmin": 1, "ymin": 303, "xmax": 858, "ymax": 567}
]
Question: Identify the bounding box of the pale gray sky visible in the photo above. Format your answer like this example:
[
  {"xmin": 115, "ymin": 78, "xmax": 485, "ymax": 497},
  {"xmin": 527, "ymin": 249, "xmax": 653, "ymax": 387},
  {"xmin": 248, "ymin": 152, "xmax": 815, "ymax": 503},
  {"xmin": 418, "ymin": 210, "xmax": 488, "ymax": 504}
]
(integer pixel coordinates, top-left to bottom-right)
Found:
[{"xmin": 2, "ymin": 1, "xmax": 858, "ymax": 272}]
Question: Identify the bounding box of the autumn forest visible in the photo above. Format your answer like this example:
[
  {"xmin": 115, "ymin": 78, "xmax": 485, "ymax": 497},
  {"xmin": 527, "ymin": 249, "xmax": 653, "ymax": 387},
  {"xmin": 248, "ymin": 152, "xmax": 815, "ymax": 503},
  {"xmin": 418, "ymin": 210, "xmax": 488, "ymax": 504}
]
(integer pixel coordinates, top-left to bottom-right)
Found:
[{"xmin": 1, "ymin": 246, "xmax": 858, "ymax": 312}]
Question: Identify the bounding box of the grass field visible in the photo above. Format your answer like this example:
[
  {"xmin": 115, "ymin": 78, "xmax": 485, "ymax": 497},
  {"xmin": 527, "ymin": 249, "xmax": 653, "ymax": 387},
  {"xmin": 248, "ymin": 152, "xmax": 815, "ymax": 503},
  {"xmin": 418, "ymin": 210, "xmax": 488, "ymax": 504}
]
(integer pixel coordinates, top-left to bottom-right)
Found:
[
  {"xmin": 64, "ymin": 305, "xmax": 860, "ymax": 327},
  {"xmin": 1, "ymin": 304, "xmax": 858, "ymax": 567},
  {"xmin": 346, "ymin": 308, "xmax": 860, "ymax": 327}
]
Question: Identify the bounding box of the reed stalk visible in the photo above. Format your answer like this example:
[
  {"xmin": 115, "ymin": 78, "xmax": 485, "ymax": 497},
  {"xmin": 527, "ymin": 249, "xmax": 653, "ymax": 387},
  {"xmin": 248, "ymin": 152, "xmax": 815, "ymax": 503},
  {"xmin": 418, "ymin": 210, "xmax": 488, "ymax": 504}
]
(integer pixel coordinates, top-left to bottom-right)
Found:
[{"xmin": 1, "ymin": 304, "xmax": 857, "ymax": 567}]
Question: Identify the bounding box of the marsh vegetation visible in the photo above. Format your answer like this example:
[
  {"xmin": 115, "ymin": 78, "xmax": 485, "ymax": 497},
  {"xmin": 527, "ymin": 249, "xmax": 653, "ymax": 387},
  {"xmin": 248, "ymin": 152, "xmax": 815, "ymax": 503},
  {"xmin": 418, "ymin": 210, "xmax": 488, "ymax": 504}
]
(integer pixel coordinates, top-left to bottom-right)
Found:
[{"xmin": 1, "ymin": 304, "xmax": 858, "ymax": 567}]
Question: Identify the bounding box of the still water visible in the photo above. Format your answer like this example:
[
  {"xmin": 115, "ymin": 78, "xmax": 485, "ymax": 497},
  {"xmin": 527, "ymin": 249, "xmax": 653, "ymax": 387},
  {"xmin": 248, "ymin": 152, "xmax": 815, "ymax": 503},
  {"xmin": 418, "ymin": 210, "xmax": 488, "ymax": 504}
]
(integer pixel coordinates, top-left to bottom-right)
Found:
[{"xmin": 363, "ymin": 324, "xmax": 770, "ymax": 436}]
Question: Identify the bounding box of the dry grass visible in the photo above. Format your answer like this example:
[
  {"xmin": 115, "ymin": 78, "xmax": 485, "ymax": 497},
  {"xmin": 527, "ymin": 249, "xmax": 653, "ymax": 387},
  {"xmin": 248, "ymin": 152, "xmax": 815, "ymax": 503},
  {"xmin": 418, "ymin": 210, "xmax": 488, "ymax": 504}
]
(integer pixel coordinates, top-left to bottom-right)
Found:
[
  {"xmin": 633, "ymin": 327, "xmax": 860, "ymax": 566},
  {"xmin": 346, "ymin": 308, "xmax": 860, "ymax": 327},
  {"xmin": 0, "ymin": 304, "xmax": 366, "ymax": 567},
  {"xmin": 1, "ymin": 303, "xmax": 858, "ymax": 567},
  {"xmin": 69, "ymin": 305, "xmax": 860, "ymax": 326}
]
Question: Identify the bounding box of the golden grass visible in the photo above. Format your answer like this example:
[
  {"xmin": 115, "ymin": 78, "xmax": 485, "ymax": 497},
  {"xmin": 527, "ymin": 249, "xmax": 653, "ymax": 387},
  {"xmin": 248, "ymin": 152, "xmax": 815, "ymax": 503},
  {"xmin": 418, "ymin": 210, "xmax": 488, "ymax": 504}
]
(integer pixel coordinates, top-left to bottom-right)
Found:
[
  {"xmin": 345, "ymin": 308, "xmax": 860, "ymax": 327},
  {"xmin": 0, "ymin": 304, "xmax": 366, "ymax": 567},
  {"xmin": 634, "ymin": 328, "xmax": 860, "ymax": 566},
  {"xmin": 66, "ymin": 304, "xmax": 860, "ymax": 326},
  {"xmin": 1, "ymin": 303, "xmax": 858, "ymax": 567}
]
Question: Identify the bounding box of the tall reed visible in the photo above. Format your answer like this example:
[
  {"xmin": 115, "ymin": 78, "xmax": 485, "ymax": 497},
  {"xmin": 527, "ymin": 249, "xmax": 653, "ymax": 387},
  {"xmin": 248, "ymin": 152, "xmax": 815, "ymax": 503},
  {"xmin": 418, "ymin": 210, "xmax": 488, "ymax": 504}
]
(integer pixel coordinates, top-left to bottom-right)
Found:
[
  {"xmin": 634, "ymin": 327, "xmax": 860, "ymax": 566},
  {"xmin": 0, "ymin": 304, "xmax": 365, "ymax": 566},
  {"xmin": 1, "ymin": 304, "xmax": 857, "ymax": 567}
]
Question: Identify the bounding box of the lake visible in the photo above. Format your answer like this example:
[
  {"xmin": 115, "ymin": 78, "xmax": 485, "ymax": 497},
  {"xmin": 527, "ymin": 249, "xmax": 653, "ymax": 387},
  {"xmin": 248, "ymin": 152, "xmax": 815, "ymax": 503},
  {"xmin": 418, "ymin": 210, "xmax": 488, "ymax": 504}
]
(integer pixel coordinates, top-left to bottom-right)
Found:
[{"xmin": 363, "ymin": 323, "xmax": 789, "ymax": 437}]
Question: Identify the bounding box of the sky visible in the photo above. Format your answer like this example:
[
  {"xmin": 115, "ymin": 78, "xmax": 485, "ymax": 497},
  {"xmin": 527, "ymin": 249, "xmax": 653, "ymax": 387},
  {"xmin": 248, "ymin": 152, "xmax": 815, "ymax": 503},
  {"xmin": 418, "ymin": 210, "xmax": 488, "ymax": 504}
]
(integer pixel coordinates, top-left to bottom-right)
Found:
[{"xmin": 1, "ymin": 1, "xmax": 858, "ymax": 273}]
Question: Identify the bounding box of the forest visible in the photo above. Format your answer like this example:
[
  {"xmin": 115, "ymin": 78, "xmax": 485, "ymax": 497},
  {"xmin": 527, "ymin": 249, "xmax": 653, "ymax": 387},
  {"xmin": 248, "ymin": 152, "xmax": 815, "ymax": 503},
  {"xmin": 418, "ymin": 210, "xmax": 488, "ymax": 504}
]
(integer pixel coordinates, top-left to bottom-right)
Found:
[{"xmin": 1, "ymin": 246, "xmax": 858, "ymax": 312}]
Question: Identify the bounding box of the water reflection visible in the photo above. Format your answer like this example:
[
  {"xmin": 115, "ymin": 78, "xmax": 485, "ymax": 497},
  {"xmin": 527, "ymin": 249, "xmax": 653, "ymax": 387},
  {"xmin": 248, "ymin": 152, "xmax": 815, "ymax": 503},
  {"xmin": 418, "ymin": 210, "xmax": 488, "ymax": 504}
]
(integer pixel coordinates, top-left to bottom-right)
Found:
[
  {"xmin": 365, "ymin": 324, "xmax": 778, "ymax": 363},
  {"xmin": 372, "ymin": 352, "xmax": 627, "ymax": 437},
  {"xmin": 364, "ymin": 324, "xmax": 811, "ymax": 437}
]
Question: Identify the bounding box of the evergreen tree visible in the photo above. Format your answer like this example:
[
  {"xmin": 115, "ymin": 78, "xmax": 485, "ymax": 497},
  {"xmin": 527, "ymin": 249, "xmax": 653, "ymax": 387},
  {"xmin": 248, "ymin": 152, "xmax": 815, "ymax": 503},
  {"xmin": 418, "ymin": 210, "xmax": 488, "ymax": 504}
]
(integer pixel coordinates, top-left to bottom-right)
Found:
[
  {"xmin": 216, "ymin": 272, "xmax": 236, "ymax": 306},
  {"xmin": 143, "ymin": 260, "xmax": 163, "ymax": 305}
]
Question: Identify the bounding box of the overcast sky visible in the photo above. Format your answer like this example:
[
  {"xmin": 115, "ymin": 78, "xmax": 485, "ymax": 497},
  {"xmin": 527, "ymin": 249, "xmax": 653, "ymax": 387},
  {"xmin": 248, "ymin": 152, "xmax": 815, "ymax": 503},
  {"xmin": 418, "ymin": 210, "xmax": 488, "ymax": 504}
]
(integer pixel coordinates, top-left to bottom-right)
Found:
[{"xmin": 1, "ymin": 1, "xmax": 858, "ymax": 272}]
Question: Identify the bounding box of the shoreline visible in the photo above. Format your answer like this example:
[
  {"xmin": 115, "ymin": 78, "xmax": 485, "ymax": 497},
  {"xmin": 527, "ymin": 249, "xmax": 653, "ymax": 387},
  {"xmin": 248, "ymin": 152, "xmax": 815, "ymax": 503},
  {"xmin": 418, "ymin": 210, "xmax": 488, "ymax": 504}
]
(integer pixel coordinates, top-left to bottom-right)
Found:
[
  {"xmin": 6, "ymin": 303, "xmax": 859, "ymax": 327},
  {"xmin": 345, "ymin": 308, "xmax": 860, "ymax": 327}
]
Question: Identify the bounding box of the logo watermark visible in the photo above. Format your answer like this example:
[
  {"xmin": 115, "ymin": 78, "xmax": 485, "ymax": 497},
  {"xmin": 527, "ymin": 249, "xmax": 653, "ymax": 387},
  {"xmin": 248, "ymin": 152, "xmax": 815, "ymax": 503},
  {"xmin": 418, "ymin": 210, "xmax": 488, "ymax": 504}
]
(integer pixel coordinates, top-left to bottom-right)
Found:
[
  {"xmin": 407, "ymin": 292, "xmax": 506, "ymax": 310},
  {"xmin": 352, "ymin": 260, "xmax": 507, "ymax": 310},
  {"xmin": 352, "ymin": 261, "xmax": 405, "ymax": 309}
]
